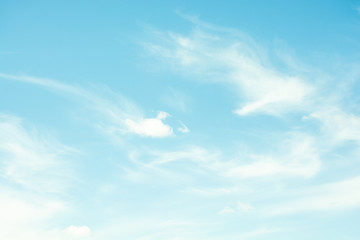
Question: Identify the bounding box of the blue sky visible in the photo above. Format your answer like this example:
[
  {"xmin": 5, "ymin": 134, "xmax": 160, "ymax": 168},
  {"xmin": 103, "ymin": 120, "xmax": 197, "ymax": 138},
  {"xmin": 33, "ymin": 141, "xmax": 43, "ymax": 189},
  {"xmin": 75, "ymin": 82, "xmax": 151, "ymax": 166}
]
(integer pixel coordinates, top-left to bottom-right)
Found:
[{"xmin": 1, "ymin": 1, "xmax": 360, "ymax": 239}]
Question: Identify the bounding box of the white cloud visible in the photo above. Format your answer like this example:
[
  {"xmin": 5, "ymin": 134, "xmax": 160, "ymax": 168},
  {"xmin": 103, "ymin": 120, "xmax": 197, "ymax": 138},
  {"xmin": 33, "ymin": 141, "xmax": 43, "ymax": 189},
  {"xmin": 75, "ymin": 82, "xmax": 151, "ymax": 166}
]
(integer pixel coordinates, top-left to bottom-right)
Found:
[
  {"xmin": 267, "ymin": 176, "xmax": 360, "ymax": 215},
  {"xmin": 0, "ymin": 115, "xmax": 74, "ymax": 240},
  {"xmin": 225, "ymin": 157, "xmax": 319, "ymax": 179},
  {"xmin": 124, "ymin": 111, "xmax": 173, "ymax": 137},
  {"xmin": 307, "ymin": 108, "xmax": 360, "ymax": 143},
  {"xmin": 0, "ymin": 72, "xmax": 86, "ymax": 96},
  {"xmin": 0, "ymin": 114, "xmax": 74, "ymax": 193},
  {"xmin": 128, "ymin": 146, "xmax": 212, "ymax": 171},
  {"xmin": 0, "ymin": 73, "xmax": 177, "ymax": 138},
  {"xmin": 0, "ymin": 187, "xmax": 66, "ymax": 227},
  {"xmin": 224, "ymin": 133, "xmax": 321, "ymax": 179},
  {"xmin": 177, "ymin": 121, "xmax": 190, "ymax": 133},
  {"xmin": 146, "ymin": 22, "xmax": 314, "ymax": 116},
  {"xmin": 0, "ymin": 114, "xmax": 78, "ymax": 240},
  {"xmin": 125, "ymin": 132, "xmax": 320, "ymax": 183},
  {"xmin": 63, "ymin": 225, "xmax": 91, "ymax": 238}
]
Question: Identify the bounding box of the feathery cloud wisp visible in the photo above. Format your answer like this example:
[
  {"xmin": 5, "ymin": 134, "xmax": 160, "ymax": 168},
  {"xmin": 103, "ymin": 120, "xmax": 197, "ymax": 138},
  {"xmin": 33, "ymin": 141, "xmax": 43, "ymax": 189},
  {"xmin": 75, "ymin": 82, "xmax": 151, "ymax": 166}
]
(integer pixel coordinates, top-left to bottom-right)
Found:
[
  {"xmin": 0, "ymin": 114, "xmax": 74, "ymax": 193},
  {"xmin": 145, "ymin": 23, "xmax": 314, "ymax": 116},
  {"xmin": 267, "ymin": 176, "xmax": 360, "ymax": 215},
  {"xmin": 0, "ymin": 73, "xmax": 175, "ymax": 138}
]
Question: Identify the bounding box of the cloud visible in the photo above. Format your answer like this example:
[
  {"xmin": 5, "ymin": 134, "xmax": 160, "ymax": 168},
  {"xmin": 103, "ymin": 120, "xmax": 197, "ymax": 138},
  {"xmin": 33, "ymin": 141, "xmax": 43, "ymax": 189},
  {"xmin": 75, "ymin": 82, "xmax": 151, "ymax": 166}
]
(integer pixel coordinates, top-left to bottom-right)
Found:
[
  {"xmin": 267, "ymin": 176, "xmax": 360, "ymax": 215},
  {"xmin": 307, "ymin": 108, "xmax": 360, "ymax": 143},
  {"xmin": 237, "ymin": 201, "xmax": 253, "ymax": 212},
  {"xmin": 0, "ymin": 72, "xmax": 86, "ymax": 96},
  {"xmin": 127, "ymin": 146, "xmax": 223, "ymax": 175},
  {"xmin": 219, "ymin": 206, "xmax": 235, "ymax": 215},
  {"xmin": 0, "ymin": 187, "xmax": 66, "ymax": 227},
  {"xmin": 63, "ymin": 225, "xmax": 91, "ymax": 238},
  {"xmin": 177, "ymin": 121, "xmax": 190, "ymax": 133},
  {"xmin": 224, "ymin": 156, "xmax": 319, "ymax": 179},
  {"xmin": 224, "ymin": 133, "xmax": 321, "ymax": 179},
  {"xmin": 218, "ymin": 202, "xmax": 253, "ymax": 215},
  {"xmin": 0, "ymin": 73, "xmax": 176, "ymax": 138},
  {"xmin": 145, "ymin": 20, "xmax": 314, "ymax": 116},
  {"xmin": 0, "ymin": 114, "xmax": 74, "ymax": 193},
  {"xmin": 125, "ymin": 132, "xmax": 320, "ymax": 182},
  {"xmin": 0, "ymin": 114, "xmax": 74, "ymax": 240},
  {"xmin": 125, "ymin": 111, "xmax": 173, "ymax": 137},
  {"xmin": 0, "ymin": 193, "xmax": 67, "ymax": 240}
]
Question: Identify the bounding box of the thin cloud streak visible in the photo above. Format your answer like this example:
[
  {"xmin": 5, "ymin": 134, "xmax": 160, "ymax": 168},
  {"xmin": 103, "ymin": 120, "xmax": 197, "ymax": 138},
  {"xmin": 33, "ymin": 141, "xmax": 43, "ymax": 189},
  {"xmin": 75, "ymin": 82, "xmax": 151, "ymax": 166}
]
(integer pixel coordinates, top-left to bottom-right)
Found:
[
  {"xmin": 266, "ymin": 176, "xmax": 360, "ymax": 215},
  {"xmin": 127, "ymin": 132, "xmax": 321, "ymax": 180},
  {"xmin": 0, "ymin": 73, "xmax": 176, "ymax": 138}
]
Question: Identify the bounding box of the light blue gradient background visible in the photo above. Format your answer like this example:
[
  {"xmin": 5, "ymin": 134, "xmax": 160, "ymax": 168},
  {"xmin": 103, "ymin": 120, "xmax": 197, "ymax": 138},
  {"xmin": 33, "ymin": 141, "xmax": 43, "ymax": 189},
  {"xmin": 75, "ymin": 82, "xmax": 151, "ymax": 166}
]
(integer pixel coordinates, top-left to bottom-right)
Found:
[{"xmin": 1, "ymin": 1, "xmax": 360, "ymax": 239}]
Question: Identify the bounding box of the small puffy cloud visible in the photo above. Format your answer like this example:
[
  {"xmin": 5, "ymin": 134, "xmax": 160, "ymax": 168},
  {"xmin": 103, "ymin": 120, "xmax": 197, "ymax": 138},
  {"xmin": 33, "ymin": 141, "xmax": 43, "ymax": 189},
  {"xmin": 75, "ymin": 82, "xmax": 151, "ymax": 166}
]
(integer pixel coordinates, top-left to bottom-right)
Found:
[
  {"xmin": 63, "ymin": 225, "xmax": 91, "ymax": 238},
  {"xmin": 125, "ymin": 111, "xmax": 173, "ymax": 137}
]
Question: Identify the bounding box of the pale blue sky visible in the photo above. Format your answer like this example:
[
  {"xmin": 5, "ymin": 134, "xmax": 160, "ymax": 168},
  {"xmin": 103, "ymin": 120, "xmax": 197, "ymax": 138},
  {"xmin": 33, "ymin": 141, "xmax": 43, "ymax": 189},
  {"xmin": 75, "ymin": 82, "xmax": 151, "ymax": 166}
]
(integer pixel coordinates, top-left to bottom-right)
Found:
[{"xmin": 1, "ymin": 1, "xmax": 360, "ymax": 239}]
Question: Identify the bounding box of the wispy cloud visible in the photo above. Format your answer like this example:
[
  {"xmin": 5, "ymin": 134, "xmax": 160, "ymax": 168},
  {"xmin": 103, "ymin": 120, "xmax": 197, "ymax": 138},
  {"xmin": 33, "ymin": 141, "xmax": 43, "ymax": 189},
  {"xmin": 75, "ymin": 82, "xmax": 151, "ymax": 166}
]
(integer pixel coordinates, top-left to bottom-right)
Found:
[
  {"xmin": 0, "ymin": 188, "xmax": 68, "ymax": 240},
  {"xmin": 306, "ymin": 107, "xmax": 360, "ymax": 144},
  {"xmin": 0, "ymin": 114, "xmax": 74, "ymax": 193},
  {"xmin": 267, "ymin": 176, "xmax": 360, "ymax": 215},
  {"xmin": 63, "ymin": 225, "xmax": 91, "ymax": 238},
  {"xmin": 218, "ymin": 206, "xmax": 235, "ymax": 215},
  {"xmin": 218, "ymin": 202, "xmax": 253, "ymax": 215},
  {"xmin": 0, "ymin": 73, "xmax": 181, "ymax": 138},
  {"xmin": 123, "ymin": 131, "xmax": 321, "ymax": 184},
  {"xmin": 145, "ymin": 19, "xmax": 314, "ymax": 116},
  {"xmin": 177, "ymin": 121, "xmax": 190, "ymax": 133},
  {"xmin": 237, "ymin": 201, "xmax": 253, "ymax": 212},
  {"xmin": 0, "ymin": 114, "xmax": 78, "ymax": 240}
]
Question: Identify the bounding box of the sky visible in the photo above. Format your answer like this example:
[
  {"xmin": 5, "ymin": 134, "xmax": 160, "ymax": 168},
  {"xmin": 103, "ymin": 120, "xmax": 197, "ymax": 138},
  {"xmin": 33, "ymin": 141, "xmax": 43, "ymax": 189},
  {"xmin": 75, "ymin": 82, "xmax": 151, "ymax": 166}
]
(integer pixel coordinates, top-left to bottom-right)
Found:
[{"xmin": 1, "ymin": 1, "xmax": 360, "ymax": 239}]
